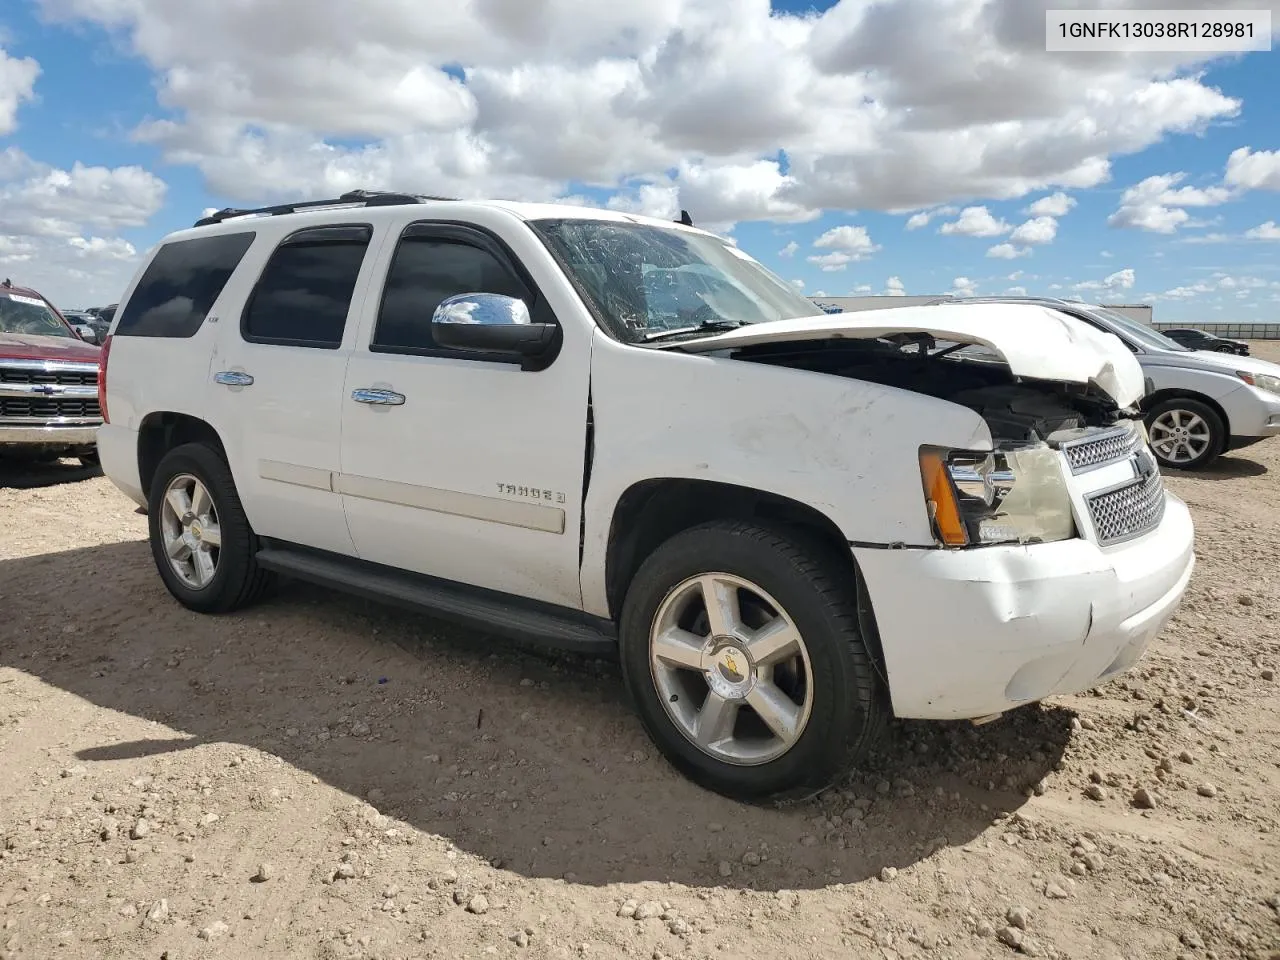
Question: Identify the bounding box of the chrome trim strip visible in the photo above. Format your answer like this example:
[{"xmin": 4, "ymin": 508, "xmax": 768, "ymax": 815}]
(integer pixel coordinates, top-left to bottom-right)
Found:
[
  {"xmin": 336, "ymin": 473, "xmax": 566, "ymax": 534},
  {"xmin": 0, "ymin": 425, "xmax": 99, "ymax": 443},
  {"xmin": 0, "ymin": 358, "xmax": 100, "ymax": 374},
  {"xmin": 0, "ymin": 383, "xmax": 99, "ymax": 398},
  {"xmin": 258, "ymin": 459, "xmax": 334, "ymax": 492}
]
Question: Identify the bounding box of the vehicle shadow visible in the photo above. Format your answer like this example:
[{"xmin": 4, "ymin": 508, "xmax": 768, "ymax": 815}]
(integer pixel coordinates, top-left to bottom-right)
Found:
[
  {"xmin": 0, "ymin": 540, "xmax": 1072, "ymax": 891},
  {"xmin": 0, "ymin": 457, "xmax": 101, "ymax": 489},
  {"xmin": 1173, "ymin": 453, "xmax": 1269, "ymax": 481}
]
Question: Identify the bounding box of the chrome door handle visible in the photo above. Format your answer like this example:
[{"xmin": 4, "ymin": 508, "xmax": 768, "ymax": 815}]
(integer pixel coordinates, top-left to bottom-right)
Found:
[
  {"xmin": 214, "ymin": 371, "xmax": 254, "ymax": 386},
  {"xmin": 351, "ymin": 388, "xmax": 405, "ymax": 406}
]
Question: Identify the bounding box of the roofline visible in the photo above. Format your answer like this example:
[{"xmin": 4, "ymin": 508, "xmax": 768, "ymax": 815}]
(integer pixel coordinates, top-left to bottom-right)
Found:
[{"xmin": 192, "ymin": 188, "xmax": 706, "ymax": 233}]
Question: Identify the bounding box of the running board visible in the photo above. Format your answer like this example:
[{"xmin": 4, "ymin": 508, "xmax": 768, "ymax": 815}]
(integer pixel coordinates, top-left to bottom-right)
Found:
[{"xmin": 255, "ymin": 544, "xmax": 617, "ymax": 656}]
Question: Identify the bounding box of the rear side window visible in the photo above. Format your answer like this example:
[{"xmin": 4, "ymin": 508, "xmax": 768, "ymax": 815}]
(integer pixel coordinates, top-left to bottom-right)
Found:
[
  {"xmin": 242, "ymin": 225, "xmax": 372, "ymax": 349},
  {"xmin": 373, "ymin": 238, "xmax": 529, "ymax": 353},
  {"xmin": 114, "ymin": 232, "xmax": 256, "ymax": 338}
]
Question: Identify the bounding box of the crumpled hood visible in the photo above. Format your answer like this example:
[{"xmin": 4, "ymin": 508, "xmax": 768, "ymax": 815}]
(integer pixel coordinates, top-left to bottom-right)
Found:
[
  {"xmin": 0, "ymin": 332, "xmax": 101, "ymax": 362},
  {"xmin": 670, "ymin": 302, "xmax": 1147, "ymax": 407}
]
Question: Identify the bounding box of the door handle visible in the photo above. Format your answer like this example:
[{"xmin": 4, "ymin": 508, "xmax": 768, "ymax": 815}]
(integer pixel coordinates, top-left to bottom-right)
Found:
[
  {"xmin": 351, "ymin": 388, "xmax": 406, "ymax": 406},
  {"xmin": 214, "ymin": 371, "xmax": 254, "ymax": 386}
]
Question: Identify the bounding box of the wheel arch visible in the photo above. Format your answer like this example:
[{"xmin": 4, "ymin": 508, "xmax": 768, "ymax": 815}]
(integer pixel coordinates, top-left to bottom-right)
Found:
[
  {"xmin": 1141, "ymin": 388, "xmax": 1231, "ymax": 439},
  {"xmin": 602, "ymin": 477, "xmax": 885, "ymax": 677},
  {"xmin": 137, "ymin": 412, "xmax": 227, "ymax": 499}
]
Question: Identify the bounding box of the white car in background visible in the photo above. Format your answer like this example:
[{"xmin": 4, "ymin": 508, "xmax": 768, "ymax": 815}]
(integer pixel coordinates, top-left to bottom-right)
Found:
[{"xmin": 941, "ymin": 297, "xmax": 1280, "ymax": 471}]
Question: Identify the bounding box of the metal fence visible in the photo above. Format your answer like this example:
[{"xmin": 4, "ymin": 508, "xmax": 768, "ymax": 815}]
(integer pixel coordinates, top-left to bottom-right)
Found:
[{"xmin": 1152, "ymin": 322, "xmax": 1280, "ymax": 340}]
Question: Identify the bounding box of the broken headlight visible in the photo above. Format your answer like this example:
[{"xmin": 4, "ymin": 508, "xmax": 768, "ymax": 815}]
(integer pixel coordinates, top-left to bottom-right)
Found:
[{"xmin": 919, "ymin": 445, "xmax": 1077, "ymax": 547}]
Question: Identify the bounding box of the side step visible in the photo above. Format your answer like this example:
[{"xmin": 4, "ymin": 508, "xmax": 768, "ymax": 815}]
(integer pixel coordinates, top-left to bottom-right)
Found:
[{"xmin": 255, "ymin": 544, "xmax": 617, "ymax": 656}]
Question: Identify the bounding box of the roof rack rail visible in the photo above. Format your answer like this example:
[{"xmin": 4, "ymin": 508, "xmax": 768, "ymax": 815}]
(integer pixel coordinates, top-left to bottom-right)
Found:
[{"xmin": 193, "ymin": 189, "xmax": 458, "ymax": 227}]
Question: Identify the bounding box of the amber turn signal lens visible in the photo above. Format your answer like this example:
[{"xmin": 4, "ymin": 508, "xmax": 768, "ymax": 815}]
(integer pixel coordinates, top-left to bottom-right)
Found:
[{"xmin": 919, "ymin": 449, "xmax": 968, "ymax": 546}]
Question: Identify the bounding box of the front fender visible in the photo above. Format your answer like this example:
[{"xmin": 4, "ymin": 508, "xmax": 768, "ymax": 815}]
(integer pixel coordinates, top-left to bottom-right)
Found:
[{"xmin": 580, "ymin": 335, "xmax": 992, "ymax": 617}]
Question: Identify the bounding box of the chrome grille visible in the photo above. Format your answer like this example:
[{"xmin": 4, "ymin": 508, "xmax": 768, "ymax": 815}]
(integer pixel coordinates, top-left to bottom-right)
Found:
[
  {"xmin": 0, "ymin": 367, "xmax": 97, "ymax": 387},
  {"xmin": 1061, "ymin": 424, "xmax": 1139, "ymax": 473},
  {"xmin": 0, "ymin": 397, "xmax": 101, "ymax": 419},
  {"xmin": 1086, "ymin": 454, "xmax": 1166, "ymax": 545}
]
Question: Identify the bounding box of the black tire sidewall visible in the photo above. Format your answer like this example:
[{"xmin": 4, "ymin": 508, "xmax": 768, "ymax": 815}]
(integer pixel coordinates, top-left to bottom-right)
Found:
[
  {"xmin": 618, "ymin": 522, "xmax": 880, "ymax": 802},
  {"xmin": 1145, "ymin": 398, "xmax": 1225, "ymax": 470},
  {"xmin": 147, "ymin": 443, "xmax": 255, "ymax": 613}
]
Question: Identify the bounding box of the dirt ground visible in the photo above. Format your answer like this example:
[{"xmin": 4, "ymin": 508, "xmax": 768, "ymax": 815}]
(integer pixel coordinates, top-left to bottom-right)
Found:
[{"xmin": 1, "ymin": 345, "xmax": 1278, "ymax": 960}]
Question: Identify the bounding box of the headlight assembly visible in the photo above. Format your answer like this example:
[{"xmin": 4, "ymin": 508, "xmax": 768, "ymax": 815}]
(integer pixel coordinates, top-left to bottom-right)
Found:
[
  {"xmin": 1237, "ymin": 370, "xmax": 1280, "ymax": 398},
  {"xmin": 919, "ymin": 444, "xmax": 1077, "ymax": 547}
]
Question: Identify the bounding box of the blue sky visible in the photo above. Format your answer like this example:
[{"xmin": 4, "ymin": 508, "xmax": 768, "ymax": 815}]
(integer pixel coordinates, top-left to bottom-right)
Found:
[{"xmin": 1, "ymin": 0, "xmax": 1277, "ymax": 318}]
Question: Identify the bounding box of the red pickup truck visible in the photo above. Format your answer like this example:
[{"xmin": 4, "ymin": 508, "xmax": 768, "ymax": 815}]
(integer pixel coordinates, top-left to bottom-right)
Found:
[{"xmin": 0, "ymin": 280, "xmax": 102, "ymax": 467}]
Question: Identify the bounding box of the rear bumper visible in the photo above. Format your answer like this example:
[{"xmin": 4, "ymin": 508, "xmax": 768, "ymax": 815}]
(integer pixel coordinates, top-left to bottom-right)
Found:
[
  {"xmin": 97, "ymin": 422, "xmax": 146, "ymax": 506},
  {"xmin": 0, "ymin": 423, "xmax": 100, "ymax": 445},
  {"xmin": 854, "ymin": 492, "xmax": 1195, "ymax": 720}
]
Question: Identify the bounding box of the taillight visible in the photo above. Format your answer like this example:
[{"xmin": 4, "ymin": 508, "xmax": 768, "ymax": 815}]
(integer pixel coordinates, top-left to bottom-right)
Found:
[{"xmin": 98, "ymin": 333, "xmax": 112, "ymax": 424}]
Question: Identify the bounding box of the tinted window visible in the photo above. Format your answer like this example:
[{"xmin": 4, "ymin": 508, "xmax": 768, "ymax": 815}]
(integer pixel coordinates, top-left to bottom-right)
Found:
[
  {"xmin": 373, "ymin": 238, "xmax": 529, "ymax": 352},
  {"xmin": 115, "ymin": 232, "xmax": 255, "ymax": 338},
  {"xmin": 243, "ymin": 227, "xmax": 371, "ymax": 348}
]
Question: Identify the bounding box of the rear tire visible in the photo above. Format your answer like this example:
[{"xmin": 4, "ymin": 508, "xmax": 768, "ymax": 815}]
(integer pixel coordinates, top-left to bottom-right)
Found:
[
  {"xmin": 147, "ymin": 442, "xmax": 275, "ymax": 613},
  {"xmin": 618, "ymin": 520, "xmax": 886, "ymax": 803},
  {"xmin": 1145, "ymin": 397, "xmax": 1225, "ymax": 470}
]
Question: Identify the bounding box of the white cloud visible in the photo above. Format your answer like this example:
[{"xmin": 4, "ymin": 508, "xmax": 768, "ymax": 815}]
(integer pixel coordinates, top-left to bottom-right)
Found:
[
  {"xmin": 904, "ymin": 205, "xmax": 957, "ymax": 230},
  {"xmin": 1100, "ymin": 250, "xmax": 1113, "ymax": 258},
  {"xmin": 1224, "ymin": 147, "xmax": 1280, "ymax": 192},
  {"xmin": 0, "ymin": 46, "xmax": 40, "ymax": 136},
  {"xmin": 1005, "ymin": 285, "xmax": 1027, "ymax": 295},
  {"xmin": 852, "ymin": 284, "xmax": 872, "ymax": 293},
  {"xmin": 938, "ymin": 206, "xmax": 1010, "ymax": 238},
  {"xmin": 1076, "ymin": 268, "xmax": 1136, "ymax": 294},
  {"xmin": 1025, "ymin": 192, "xmax": 1076, "ymax": 217},
  {"xmin": 884, "ymin": 276, "xmax": 906, "ymax": 296},
  {"xmin": 950, "ymin": 276, "xmax": 977, "ymax": 297},
  {"xmin": 32, "ymin": 0, "xmax": 1249, "ymax": 225},
  {"xmin": 987, "ymin": 242, "xmax": 1030, "ymax": 259},
  {"xmin": 808, "ymin": 224, "xmax": 880, "ymax": 270},
  {"xmin": 779, "ymin": 240, "xmax": 799, "ymax": 257},
  {"xmin": 1009, "ymin": 216, "xmax": 1058, "ymax": 246},
  {"xmin": 1245, "ymin": 221, "xmax": 1280, "ymax": 241},
  {"xmin": 0, "ymin": 148, "xmax": 166, "ymax": 305},
  {"xmin": 1107, "ymin": 172, "xmax": 1231, "ymax": 234}
]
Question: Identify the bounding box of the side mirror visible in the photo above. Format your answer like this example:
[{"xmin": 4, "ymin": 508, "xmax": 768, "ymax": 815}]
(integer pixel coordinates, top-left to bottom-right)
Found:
[
  {"xmin": 74, "ymin": 324, "xmax": 99, "ymax": 344},
  {"xmin": 431, "ymin": 293, "xmax": 555, "ymax": 357}
]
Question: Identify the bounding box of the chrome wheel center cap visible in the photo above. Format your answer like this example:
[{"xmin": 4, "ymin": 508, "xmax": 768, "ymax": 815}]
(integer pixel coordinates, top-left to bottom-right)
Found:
[{"xmin": 704, "ymin": 639, "xmax": 755, "ymax": 700}]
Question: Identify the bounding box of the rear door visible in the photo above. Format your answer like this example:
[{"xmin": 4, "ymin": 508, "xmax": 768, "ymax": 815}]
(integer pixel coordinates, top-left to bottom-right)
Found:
[
  {"xmin": 337, "ymin": 217, "xmax": 591, "ymax": 609},
  {"xmin": 205, "ymin": 223, "xmax": 384, "ymax": 556}
]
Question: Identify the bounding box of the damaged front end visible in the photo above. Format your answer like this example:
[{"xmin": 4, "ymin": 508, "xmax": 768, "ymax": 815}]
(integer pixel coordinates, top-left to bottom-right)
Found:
[{"xmin": 728, "ymin": 331, "xmax": 1161, "ymax": 549}]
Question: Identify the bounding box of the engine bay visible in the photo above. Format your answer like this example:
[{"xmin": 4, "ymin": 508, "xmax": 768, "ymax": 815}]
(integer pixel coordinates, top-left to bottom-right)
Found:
[{"xmin": 730, "ymin": 335, "xmax": 1130, "ymax": 445}]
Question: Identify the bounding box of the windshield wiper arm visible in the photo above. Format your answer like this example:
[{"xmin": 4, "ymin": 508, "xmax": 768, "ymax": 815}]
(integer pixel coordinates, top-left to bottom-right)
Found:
[{"xmin": 642, "ymin": 320, "xmax": 743, "ymax": 342}]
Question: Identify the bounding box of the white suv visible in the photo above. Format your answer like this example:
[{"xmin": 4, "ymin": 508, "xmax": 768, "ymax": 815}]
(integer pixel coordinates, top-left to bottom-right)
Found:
[{"xmin": 97, "ymin": 191, "xmax": 1196, "ymax": 802}]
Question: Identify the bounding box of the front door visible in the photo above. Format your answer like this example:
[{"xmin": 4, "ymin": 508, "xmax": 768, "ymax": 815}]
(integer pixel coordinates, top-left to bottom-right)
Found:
[{"xmin": 338, "ymin": 220, "xmax": 591, "ymax": 610}]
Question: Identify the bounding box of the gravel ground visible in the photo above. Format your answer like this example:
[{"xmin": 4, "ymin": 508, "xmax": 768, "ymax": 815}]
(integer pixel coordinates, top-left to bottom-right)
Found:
[{"xmin": 2, "ymin": 343, "xmax": 1278, "ymax": 960}]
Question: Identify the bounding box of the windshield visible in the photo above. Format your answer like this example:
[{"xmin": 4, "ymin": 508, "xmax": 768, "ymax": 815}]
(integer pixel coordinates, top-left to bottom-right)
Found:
[
  {"xmin": 1087, "ymin": 307, "xmax": 1190, "ymax": 352},
  {"xmin": 531, "ymin": 219, "xmax": 822, "ymax": 343},
  {"xmin": 0, "ymin": 292, "xmax": 74, "ymax": 339}
]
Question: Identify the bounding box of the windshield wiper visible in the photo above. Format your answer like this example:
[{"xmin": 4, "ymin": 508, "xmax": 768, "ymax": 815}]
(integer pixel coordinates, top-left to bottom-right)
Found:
[{"xmin": 642, "ymin": 320, "xmax": 743, "ymax": 342}]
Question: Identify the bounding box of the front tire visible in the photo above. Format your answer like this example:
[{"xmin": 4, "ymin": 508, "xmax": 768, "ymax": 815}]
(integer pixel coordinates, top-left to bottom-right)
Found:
[
  {"xmin": 147, "ymin": 442, "xmax": 275, "ymax": 613},
  {"xmin": 618, "ymin": 520, "xmax": 886, "ymax": 803},
  {"xmin": 1145, "ymin": 398, "xmax": 1225, "ymax": 470}
]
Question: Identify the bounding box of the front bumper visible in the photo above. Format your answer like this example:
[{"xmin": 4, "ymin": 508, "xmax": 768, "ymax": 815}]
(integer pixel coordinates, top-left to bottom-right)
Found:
[
  {"xmin": 0, "ymin": 422, "xmax": 100, "ymax": 445},
  {"xmin": 853, "ymin": 492, "xmax": 1195, "ymax": 720},
  {"xmin": 1222, "ymin": 384, "xmax": 1280, "ymax": 439}
]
